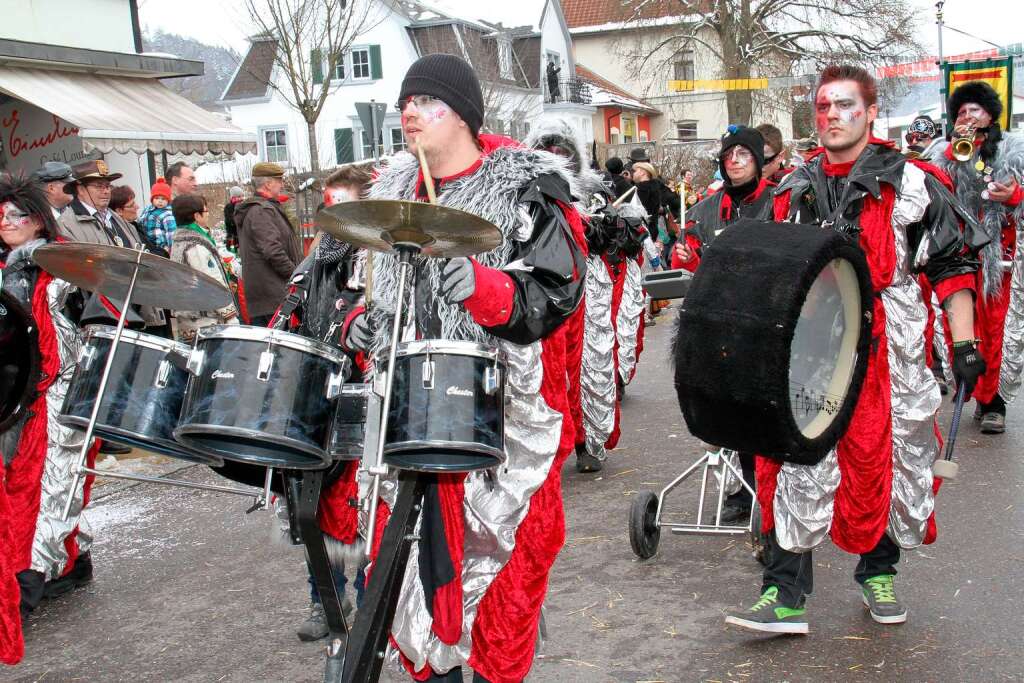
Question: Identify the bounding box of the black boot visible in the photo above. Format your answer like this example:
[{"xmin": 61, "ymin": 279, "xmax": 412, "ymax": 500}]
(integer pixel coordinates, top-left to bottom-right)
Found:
[
  {"xmin": 43, "ymin": 552, "xmax": 94, "ymax": 599},
  {"xmin": 574, "ymin": 443, "xmax": 603, "ymax": 473},
  {"xmin": 17, "ymin": 569, "xmax": 45, "ymax": 620}
]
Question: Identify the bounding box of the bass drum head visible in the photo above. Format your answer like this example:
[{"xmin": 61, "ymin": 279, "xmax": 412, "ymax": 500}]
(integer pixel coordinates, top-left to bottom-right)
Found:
[
  {"xmin": 788, "ymin": 258, "xmax": 862, "ymax": 440},
  {"xmin": 0, "ymin": 290, "xmax": 40, "ymax": 434}
]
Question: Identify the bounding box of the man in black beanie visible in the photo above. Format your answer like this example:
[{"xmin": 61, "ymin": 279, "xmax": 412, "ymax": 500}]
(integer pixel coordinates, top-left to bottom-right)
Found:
[
  {"xmin": 931, "ymin": 79, "xmax": 1024, "ymax": 435},
  {"xmin": 604, "ymin": 156, "xmax": 632, "ymax": 198},
  {"xmin": 341, "ymin": 53, "xmax": 586, "ymax": 683},
  {"xmin": 670, "ymin": 124, "xmax": 774, "ymax": 524}
]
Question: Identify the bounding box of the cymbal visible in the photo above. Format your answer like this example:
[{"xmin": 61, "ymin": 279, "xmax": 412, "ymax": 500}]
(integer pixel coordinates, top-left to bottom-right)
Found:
[
  {"xmin": 318, "ymin": 200, "xmax": 502, "ymax": 258},
  {"xmin": 33, "ymin": 243, "xmax": 233, "ymax": 310}
]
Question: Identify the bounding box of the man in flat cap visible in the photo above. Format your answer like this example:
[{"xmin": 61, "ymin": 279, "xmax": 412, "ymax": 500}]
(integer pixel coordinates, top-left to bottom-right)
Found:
[
  {"xmin": 31, "ymin": 161, "xmax": 75, "ymax": 219},
  {"xmin": 234, "ymin": 162, "xmax": 302, "ymax": 326}
]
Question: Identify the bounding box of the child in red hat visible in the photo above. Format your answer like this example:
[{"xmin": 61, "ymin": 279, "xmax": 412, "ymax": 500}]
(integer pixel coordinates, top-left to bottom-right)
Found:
[{"xmin": 138, "ymin": 179, "xmax": 176, "ymax": 250}]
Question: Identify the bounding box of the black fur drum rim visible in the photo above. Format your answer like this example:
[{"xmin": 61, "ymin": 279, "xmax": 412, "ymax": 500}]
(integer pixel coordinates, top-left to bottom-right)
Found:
[{"xmin": 673, "ymin": 219, "xmax": 873, "ymax": 466}]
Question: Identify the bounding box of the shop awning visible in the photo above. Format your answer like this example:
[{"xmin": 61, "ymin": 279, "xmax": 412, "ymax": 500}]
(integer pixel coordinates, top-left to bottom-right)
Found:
[{"xmin": 0, "ymin": 67, "xmax": 257, "ymax": 155}]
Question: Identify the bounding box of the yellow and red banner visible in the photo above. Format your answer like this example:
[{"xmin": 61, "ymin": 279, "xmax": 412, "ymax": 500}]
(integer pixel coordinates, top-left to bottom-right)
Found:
[{"xmin": 943, "ymin": 58, "xmax": 1013, "ymax": 130}]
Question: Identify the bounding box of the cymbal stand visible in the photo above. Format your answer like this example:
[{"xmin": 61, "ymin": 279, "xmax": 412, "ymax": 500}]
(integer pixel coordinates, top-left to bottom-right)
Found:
[
  {"xmin": 62, "ymin": 245, "xmax": 144, "ymax": 522},
  {"xmin": 362, "ymin": 242, "xmax": 419, "ymax": 558}
]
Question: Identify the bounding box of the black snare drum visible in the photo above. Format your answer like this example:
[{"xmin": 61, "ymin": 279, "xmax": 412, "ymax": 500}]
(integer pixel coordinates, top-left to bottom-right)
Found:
[
  {"xmin": 60, "ymin": 326, "xmax": 221, "ymax": 465},
  {"xmin": 382, "ymin": 340, "xmax": 505, "ymax": 472},
  {"xmin": 174, "ymin": 325, "xmax": 350, "ymax": 469},
  {"xmin": 329, "ymin": 383, "xmax": 371, "ymax": 461}
]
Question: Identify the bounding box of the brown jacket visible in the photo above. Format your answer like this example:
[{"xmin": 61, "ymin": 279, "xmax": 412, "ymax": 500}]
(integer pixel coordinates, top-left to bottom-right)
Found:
[{"xmin": 235, "ymin": 194, "xmax": 303, "ymax": 318}]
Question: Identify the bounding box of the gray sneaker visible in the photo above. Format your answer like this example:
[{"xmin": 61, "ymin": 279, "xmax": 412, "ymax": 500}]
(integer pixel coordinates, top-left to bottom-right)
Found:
[
  {"xmin": 297, "ymin": 598, "xmax": 355, "ymax": 642},
  {"xmin": 980, "ymin": 412, "xmax": 1005, "ymax": 434},
  {"xmin": 861, "ymin": 575, "xmax": 907, "ymax": 624},
  {"xmin": 724, "ymin": 586, "xmax": 808, "ymax": 635}
]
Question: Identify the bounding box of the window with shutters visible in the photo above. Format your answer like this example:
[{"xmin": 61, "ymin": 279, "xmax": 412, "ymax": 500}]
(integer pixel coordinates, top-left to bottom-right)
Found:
[
  {"xmin": 263, "ymin": 127, "xmax": 288, "ymax": 163},
  {"xmin": 389, "ymin": 127, "xmax": 406, "ymax": 153},
  {"xmin": 352, "ymin": 48, "xmax": 371, "ymax": 80},
  {"xmin": 360, "ymin": 128, "xmax": 384, "ymax": 159},
  {"xmin": 333, "ymin": 53, "xmax": 345, "ymax": 80}
]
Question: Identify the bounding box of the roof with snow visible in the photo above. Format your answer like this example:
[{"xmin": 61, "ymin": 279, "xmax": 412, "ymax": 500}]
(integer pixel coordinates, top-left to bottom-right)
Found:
[
  {"xmin": 575, "ymin": 64, "xmax": 658, "ymax": 113},
  {"xmin": 561, "ymin": 0, "xmax": 700, "ymax": 31}
]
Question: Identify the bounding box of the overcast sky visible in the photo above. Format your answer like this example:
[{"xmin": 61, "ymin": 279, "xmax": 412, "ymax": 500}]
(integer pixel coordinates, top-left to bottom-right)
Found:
[{"xmin": 138, "ymin": 0, "xmax": 1023, "ymax": 62}]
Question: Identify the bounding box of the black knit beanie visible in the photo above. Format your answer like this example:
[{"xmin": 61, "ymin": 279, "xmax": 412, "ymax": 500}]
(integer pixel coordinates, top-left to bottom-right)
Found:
[
  {"xmin": 605, "ymin": 156, "xmax": 624, "ymax": 174},
  {"xmin": 399, "ymin": 54, "xmax": 484, "ymax": 136},
  {"xmin": 718, "ymin": 125, "xmax": 765, "ymax": 183}
]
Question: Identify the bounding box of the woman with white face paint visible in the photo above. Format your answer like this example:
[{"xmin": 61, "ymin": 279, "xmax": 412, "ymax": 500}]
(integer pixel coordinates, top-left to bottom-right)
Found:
[
  {"xmin": 930, "ymin": 80, "xmax": 1024, "ymax": 435},
  {"xmin": 725, "ymin": 64, "xmax": 986, "ymax": 637},
  {"xmin": 0, "ymin": 177, "xmax": 94, "ymax": 659}
]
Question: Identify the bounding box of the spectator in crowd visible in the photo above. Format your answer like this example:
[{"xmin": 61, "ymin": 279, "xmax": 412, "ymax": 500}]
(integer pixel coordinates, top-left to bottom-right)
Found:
[
  {"xmin": 223, "ymin": 185, "xmax": 244, "ymax": 252},
  {"xmin": 110, "ymin": 185, "xmax": 168, "ymax": 258},
  {"xmin": 30, "ymin": 162, "xmax": 75, "ymax": 219},
  {"xmin": 631, "ymin": 161, "xmax": 681, "ymax": 268},
  {"xmin": 168, "ymin": 194, "xmax": 239, "ymax": 341},
  {"xmin": 234, "ymin": 162, "xmax": 302, "ymax": 327},
  {"xmin": 546, "ymin": 58, "xmax": 561, "ymax": 103},
  {"xmin": 136, "ymin": 179, "xmax": 176, "ymax": 252},
  {"xmin": 680, "ymin": 168, "xmax": 698, "ymax": 209},
  {"xmin": 165, "ymin": 161, "xmax": 198, "ymax": 197},
  {"xmin": 604, "ymin": 156, "xmax": 633, "ymax": 199},
  {"xmin": 756, "ymin": 123, "xmax": 791, "ymax": 184},
  {"xmin": 629, "ymin": 147, "xmax": 651, "ymax": 164}
]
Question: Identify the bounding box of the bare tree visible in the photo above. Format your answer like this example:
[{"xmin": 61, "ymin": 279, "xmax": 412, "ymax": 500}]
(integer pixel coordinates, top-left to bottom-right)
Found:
[
  {"xmin": 621, "ymin": 0, "xmax": 925, "ymax": 126},
  {"xmin": 242, "ymin": 0, "xmax": 386, "ymax": 172}
]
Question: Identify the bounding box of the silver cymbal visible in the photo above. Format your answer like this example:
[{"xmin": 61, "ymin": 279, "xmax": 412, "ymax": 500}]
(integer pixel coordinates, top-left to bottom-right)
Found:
[
  {"xmin": 317, "ymin": 200, "xmax": 502, "ymax": 258},
  {"xmin": 33, "ymin": 243, "xmax": 233, "ymax": 310}
]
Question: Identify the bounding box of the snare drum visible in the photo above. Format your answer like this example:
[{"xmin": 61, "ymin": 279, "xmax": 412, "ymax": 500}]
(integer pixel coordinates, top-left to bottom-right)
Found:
[
  {"xmin": 328, "ymin": 383, "xmax": 371, "ymax": 461},
  {"xmin": 174, "ymin": 325, "xmax": 350, "ymax": 469},
  {"xmin": 60, "ymin": 326, "xmax": 221, "ymax": 465},
  {"xmin": 381, "ymin": 339, "xmax": 505, "ymax": 472}
]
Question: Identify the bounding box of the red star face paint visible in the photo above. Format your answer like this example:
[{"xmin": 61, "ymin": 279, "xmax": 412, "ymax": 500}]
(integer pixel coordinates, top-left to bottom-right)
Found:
[
  {"xmin": 815, "ymin": 81, "xmax": 871, "ymax": 154},
  {"xmin": 324, "ymin": 187, "xmax": 356, "ymax": 207},
  {"xmin": 400, "ymin": 95, "xmax": 455, "ymax": 155},
  {"xmin": 0, "ymin": 201, "xmax": 42, "ymax": 249}
]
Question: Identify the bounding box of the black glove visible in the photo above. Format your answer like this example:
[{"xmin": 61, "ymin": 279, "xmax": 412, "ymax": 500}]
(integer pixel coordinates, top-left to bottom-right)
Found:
[{"xmin": 952, "ymin": 340, "xmax": 986, "ymax": 398}]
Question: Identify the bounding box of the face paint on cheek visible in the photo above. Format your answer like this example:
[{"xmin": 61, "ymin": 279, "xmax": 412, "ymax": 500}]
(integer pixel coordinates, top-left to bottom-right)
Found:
[
  {"xmin": 1, "ymin": 202, "xmax": 33, "ymax": 228},
  {"xmin": 324, "ymin": 188, "xmax": 355, "ymax": 207}
]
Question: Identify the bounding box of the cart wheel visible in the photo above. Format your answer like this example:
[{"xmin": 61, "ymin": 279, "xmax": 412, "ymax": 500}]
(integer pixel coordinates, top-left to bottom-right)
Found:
[
  {"xmin": 750, "ymin": 505, "xmax": 771, "ymax": 566},
  {"xmin": 629, "ymin": 490, "xmax": 660, "ymax": 559}
]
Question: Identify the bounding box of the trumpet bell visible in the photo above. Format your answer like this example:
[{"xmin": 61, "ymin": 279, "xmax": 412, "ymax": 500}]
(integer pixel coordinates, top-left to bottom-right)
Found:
[{"xmin": 952, "ymin": 137, "xmax": 975, "ymax": 162}]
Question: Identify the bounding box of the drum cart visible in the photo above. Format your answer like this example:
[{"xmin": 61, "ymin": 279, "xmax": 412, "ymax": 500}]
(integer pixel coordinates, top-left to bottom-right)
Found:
[{"xmin": 629, "ymin": 448, "xmax": 768, "ymax": 565}]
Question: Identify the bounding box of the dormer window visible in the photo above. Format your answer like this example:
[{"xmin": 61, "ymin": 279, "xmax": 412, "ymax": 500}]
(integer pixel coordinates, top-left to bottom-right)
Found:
[{"xmin": 498, "ymin": 38, "xmax": 513, "ymax": 80}]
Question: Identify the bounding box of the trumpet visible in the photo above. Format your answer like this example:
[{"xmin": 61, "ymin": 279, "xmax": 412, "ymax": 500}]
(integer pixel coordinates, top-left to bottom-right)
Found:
[{"xmin": 952, "ymin": 123, "xmax": 977, "ymax": 162}]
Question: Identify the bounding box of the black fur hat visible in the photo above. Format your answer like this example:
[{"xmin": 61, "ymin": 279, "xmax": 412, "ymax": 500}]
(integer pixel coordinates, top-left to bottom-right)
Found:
[{"xmin": 947, "ymin": 80, "xmax": 1003, "ymax": 124}]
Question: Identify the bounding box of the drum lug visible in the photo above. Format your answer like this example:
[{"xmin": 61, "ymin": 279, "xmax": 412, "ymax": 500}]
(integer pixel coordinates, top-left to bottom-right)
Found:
[
  {"xmin": 326, "ymin": 368, "xmax": 345, "ymax": 399},
  {"xmin": 257, "ymin": 350, "xmax": 275, "ymax": 382},
  {"xmin": 421, "ymin": 358, "xmax": 434, "ymax": 390},
  {"xmin": 154, "ymin": 358, "xmax": 172, "ymax": 389},
  {"xmin": 79, "ymin": 344, "xmax": 96, "ymax": 370},
  {"xmin": 186, "ymin": 349, "xmax": 206, "ymax": 376},
  {"xmin": 484, "ymin": 365, "xmax": 500, "ymax": 395}
]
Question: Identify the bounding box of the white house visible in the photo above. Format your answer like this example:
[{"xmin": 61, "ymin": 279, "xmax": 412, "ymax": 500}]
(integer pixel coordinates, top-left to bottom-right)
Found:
[
  {"xmin": 0, "ymin": 0, "xmax": 254, "ymax": 199},
  {"xmin": 220, "ymin": 0, "xmax": 570, "ymax": 173}
]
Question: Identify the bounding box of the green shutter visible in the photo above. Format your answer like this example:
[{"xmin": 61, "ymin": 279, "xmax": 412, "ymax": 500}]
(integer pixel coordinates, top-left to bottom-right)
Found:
[
  {"xmin": 370, "ymin": 45, "xmax": 382, "ymax": 80},
  {"xmin": 335, "ymin": 128, "xmax": 354, "ymax": 163},
  {"xmin": 311, "ymin": 49, "xmax": 323, "ymax": 85}
]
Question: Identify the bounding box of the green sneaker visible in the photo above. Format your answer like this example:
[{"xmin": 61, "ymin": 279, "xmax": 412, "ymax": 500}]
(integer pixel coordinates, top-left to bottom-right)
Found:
[
  {"xmin": 861, "ymin": 575, "xmax": 907, "ymax": 624},
  {"xmin": 724, "ymin": 586, "xmax": 808, "ymax": 634}
]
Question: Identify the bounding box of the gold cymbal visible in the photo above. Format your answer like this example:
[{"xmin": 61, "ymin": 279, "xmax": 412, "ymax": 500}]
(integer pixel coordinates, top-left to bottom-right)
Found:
[
  {"xmin": 33, "ymin": 243, "xmax": 233, "ymax": 310},
  {"xmin": 317, "ymin": 200, "xmax": 503, "ymax": 258}
]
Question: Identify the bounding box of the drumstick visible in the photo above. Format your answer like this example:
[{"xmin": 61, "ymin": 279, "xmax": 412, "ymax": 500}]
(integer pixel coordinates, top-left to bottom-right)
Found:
[
  {"xmin": 613, "ymin": 185, "xmax": 637, "ymax": 207},
  {"xmin": 364, "ymin": 251, "xmax": 374, "ymax": 305},
  {"xmin": 417, "ymin": 146, "xmax": 438, "ymax": 205}
]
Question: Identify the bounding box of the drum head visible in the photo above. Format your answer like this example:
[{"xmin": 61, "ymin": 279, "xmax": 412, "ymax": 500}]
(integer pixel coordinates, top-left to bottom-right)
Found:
[
  {"xmin": 788, "ymin": 258, "xmax": 862, "ymax": 439},
  {"xmin": 0, "ymin": 290, "xmax": 40, "ymax": 434}
]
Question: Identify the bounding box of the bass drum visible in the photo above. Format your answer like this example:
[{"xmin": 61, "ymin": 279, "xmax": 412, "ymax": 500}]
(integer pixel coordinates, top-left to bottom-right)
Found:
[
  {"xmin": 60, "ymin": 326, "xmax": 221, "ymax": 465},
  {"xmin": 0, "ymin": 290, "xmax": 40, "ymax": 434},
  {"xmin": 674, "ymin": 219, "xmax": 872, "ymax": 465}
]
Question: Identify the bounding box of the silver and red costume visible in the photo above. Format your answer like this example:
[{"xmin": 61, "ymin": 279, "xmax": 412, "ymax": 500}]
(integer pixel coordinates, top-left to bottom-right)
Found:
[
  {"xmin": 759, "ymin": 140, "xmax": 982, "ymax": 555},
  {"xmin": 357, "ymin": 134, "xmax": 586, "ymax": 682}
]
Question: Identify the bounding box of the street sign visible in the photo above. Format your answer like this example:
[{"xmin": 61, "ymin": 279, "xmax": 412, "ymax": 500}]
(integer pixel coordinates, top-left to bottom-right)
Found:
[{"xmin": 355, "ymin": 101, "xmax": 388, "ymax": 159}]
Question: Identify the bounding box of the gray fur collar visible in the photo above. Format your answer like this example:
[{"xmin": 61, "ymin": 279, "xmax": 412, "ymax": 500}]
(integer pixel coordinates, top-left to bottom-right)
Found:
[
  {"xmin": 932, "ymin": 132, "xmax": 1024, "ymax": 298},
  {"xmin": 3, "ymin": 238, "xmax": 46, "ymax": 268},
  {"xmin": 366, "ymin": 146, "xmax": 574, "ymax": 350}
]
